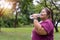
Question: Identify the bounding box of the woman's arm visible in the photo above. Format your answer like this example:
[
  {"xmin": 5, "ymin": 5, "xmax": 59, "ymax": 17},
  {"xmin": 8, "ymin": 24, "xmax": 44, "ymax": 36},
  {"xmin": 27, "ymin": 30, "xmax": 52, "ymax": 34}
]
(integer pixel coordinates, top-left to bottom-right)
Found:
[{"xmin": 34, "ymin": 19, "xmax": 47, "ymax": 35}]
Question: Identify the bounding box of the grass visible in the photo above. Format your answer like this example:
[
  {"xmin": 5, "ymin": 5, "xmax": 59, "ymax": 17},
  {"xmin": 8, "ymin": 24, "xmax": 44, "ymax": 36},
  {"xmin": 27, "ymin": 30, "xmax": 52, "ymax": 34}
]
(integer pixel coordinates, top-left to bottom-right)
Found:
[{"xmin": 0, "ymin": 27, "xmax": 60, "ymax": 40}]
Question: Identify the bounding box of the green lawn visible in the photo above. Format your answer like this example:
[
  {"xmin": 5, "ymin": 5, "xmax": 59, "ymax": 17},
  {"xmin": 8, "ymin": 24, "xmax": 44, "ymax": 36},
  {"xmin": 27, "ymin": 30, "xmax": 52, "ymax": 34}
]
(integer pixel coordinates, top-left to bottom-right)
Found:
[{"xmin": 0, "ymin": 27, "xmax": 60, "ymax": 40}]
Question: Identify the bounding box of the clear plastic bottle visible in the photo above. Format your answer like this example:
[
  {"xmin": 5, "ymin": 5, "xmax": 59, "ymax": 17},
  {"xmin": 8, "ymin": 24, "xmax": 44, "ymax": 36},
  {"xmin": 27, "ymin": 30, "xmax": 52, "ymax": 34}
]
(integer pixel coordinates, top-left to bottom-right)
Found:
[{"xmin": 29, "ymin": 14, "xmax": 40, "ymax": 19}]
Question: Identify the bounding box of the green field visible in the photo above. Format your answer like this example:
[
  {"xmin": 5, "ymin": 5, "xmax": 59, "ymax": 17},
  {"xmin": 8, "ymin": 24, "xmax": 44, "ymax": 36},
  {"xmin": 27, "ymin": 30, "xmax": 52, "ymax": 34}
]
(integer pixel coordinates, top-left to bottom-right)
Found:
[{"xmin": 0, "ymin": 27, "xmax": 60, "ymax": 40}]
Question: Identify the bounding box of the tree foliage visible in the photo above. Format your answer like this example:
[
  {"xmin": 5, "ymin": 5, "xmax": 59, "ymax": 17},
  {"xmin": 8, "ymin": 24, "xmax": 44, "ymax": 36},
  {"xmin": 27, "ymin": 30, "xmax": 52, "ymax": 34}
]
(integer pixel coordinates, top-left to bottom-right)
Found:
[{"xmin": 0, "ymin": 0, "xmax": 60, "ymax": 28}]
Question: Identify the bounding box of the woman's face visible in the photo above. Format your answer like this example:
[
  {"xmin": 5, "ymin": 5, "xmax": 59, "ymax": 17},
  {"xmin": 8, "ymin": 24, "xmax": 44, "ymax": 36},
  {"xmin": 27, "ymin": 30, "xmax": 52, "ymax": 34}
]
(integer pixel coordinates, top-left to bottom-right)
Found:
[{"xmin": 40, "ymin": 9, "xmax": 48, "ymax": 19}]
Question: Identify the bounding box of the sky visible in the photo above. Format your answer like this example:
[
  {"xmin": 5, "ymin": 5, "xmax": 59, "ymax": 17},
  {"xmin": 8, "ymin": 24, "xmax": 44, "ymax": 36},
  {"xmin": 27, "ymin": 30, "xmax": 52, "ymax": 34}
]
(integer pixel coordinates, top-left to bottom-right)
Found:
[
  {"xmin": 33, "ymin": 0, "xmax": 60, "ymax": 5},
  {"xmin": 33, "ymin": 0, "xmax": 40, "ymax": 5}
]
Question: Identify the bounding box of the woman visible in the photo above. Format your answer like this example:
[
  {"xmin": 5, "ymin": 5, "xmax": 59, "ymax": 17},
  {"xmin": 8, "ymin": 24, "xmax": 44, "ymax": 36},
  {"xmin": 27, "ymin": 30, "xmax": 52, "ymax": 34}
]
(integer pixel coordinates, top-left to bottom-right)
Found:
[{"xmin": 31, "ymin": 8, "xmax": 54, "ymax": 40}]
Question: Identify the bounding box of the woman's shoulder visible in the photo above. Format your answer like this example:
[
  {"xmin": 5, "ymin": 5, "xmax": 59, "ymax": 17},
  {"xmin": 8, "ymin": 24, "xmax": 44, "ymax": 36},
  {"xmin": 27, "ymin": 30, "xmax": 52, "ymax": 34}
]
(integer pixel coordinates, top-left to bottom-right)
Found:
[
  {"xmin": 39, "ymin": 19, "xmax": 52, "ymax": 24},
  {"xmin": 45, "ymin": 19, "xmax": 51, "ymax": 23},
  {"xmin": 45, "ymin": 19, "xmax": 54, "ymax": 26}
]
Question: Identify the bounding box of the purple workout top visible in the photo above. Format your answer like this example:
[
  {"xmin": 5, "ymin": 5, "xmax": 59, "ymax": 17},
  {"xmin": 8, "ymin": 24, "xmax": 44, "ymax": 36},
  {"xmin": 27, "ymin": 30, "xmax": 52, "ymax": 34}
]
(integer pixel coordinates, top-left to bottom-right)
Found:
[{"xmin": 32, "ymin": 19, "xmax": 54, "ymax": 40}]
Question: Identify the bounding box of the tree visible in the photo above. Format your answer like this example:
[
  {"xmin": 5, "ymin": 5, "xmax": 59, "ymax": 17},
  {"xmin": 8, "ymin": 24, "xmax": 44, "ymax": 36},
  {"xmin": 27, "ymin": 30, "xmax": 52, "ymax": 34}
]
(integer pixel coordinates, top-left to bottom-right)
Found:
[
  {"xmin": 44, "ymin": 0, "xmax": 59, "ymax": 32},
  {"xmin": 33, "ymin": 0, "xmax": 59, "ymax": 32},
  {"xmin": 19, "ymin": 0, "xmax": 33, "ymax": 25}
]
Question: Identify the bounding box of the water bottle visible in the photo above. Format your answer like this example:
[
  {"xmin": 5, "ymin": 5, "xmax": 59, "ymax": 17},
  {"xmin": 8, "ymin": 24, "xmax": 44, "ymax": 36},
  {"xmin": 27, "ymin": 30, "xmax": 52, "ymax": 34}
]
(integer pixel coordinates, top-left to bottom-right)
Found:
[{"xmin": 29, "ymin": 14, "xmax": 40, "ymax": 19}]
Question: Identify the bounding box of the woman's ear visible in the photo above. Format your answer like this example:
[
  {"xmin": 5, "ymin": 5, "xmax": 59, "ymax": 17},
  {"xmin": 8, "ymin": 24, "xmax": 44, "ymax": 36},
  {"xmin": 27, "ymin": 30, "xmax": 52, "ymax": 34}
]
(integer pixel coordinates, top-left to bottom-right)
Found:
[
  {"xmin": 48, "ymin": 14, "xmax": 51, "ymax": 19},
  {"xmin": 47, "ymin": 15, "xmax": 50, "ymax": 18}
]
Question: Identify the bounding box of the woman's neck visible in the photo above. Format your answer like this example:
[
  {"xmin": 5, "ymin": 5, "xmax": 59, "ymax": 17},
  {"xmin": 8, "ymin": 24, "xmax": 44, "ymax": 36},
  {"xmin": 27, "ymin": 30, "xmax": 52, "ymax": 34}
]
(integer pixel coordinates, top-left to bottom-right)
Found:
[{"xmin": 41, "ymin": 18, "xmax": 48, "ymax": 21}]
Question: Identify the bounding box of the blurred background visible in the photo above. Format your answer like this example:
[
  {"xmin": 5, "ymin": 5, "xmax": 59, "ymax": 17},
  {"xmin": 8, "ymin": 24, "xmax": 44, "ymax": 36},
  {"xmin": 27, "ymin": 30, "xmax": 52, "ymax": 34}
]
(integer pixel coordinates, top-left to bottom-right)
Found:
[{"xmin": 0, "ymin": 0, "xmax": 60, "ymax": 40}]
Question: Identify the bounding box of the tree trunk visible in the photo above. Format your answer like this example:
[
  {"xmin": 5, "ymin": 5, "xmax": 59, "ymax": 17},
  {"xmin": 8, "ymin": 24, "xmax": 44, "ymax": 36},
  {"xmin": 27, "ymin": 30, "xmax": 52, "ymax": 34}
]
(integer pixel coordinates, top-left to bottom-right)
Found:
[
  {"xmin": 14, "ymin": 12, "xmax": 18, "ymax": 28},
  {"xmin": 55, "ymin": 21, "xmax": 59, "ymax": 32}
]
